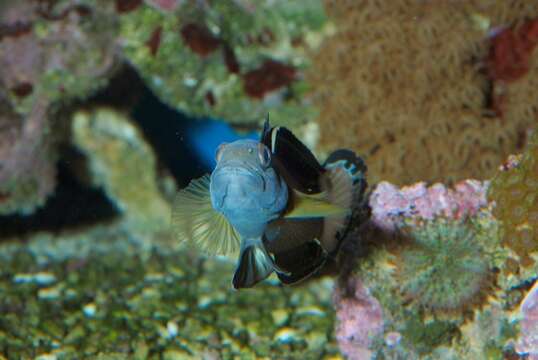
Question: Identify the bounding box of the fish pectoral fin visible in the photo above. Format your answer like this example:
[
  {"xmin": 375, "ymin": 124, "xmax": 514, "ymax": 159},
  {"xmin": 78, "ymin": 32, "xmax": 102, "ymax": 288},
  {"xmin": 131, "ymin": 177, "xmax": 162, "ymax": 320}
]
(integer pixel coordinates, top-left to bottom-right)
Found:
[
  {"xmin": 232, "ymin": 241, "xmax": 275, "ymax": 289},
  {"xmin": 171, "ymin": 174, "xmax": 240, "ymax": 256},
  {"xmin": 283, "ymin": 190, "xmax": 350, "ymax": 219}
]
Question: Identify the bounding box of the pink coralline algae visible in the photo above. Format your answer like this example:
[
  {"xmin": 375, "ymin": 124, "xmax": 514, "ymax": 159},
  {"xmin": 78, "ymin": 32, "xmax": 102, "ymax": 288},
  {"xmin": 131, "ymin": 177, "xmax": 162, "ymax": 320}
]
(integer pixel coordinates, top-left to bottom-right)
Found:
[
  {"xmin": 516, "ymin": 281, "xmax": 538, "ymax": 359},
  {"xmin": 333, "ymin": 278, "xmax": 384, "ymax": 360},
  {"xmin": 144, "ymin": 0, "xmax": 183, "ymax": 12},
  {"xmin": 369, "ymin": 180, "xmax": 490, "ymax": 232}
]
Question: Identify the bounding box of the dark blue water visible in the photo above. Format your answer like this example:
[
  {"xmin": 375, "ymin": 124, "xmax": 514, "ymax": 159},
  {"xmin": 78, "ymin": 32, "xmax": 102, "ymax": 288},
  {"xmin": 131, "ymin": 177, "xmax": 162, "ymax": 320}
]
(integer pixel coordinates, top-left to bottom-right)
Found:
[{"xmin": 133, "ymin": 87, "xmax": 258, "ymax": 187}]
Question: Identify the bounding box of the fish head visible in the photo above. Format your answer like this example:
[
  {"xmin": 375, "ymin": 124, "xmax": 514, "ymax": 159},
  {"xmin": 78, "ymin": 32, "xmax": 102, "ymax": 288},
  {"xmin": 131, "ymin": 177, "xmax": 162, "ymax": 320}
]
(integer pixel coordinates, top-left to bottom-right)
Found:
[{"xmin": 209, "ymin": 139, "xmax": 288, "ymax": 235}]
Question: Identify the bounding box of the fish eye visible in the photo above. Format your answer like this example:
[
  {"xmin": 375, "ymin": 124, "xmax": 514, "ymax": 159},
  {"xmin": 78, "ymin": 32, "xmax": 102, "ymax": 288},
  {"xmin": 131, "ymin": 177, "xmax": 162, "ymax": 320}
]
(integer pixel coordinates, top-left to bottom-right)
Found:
[
  {"xmin": 258, "ymin": 143, "xmax": 271, "ymax": 167},
  {"xmin": 215, "ymin": 143, "xmax": 227, "ymax": 163}
]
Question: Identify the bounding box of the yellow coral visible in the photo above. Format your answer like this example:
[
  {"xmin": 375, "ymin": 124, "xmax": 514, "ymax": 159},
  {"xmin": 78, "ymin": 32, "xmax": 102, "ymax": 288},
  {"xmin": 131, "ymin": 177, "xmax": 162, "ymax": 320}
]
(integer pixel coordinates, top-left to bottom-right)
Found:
[
  {"xmin": 308, "ymin": 0, "xmax": 538, "ymax": 185},
  {"xmin": 489, "ymin": 129, "xmax": 538, "ymax": 272}
]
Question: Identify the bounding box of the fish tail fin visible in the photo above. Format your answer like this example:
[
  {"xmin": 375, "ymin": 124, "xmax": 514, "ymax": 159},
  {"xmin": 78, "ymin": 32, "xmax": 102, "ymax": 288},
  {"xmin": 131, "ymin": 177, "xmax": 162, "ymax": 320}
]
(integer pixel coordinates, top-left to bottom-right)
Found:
[
  {"xmin": 323, "ymin": 149, "xmax": 368, "ymax": 187},
  {"xmin": 232, "ymin": 240, "xmax": 274, "ymax": 289},
  {"xmin": 320, "ymin": 150, "xmax": 368, "ymax": 253}
]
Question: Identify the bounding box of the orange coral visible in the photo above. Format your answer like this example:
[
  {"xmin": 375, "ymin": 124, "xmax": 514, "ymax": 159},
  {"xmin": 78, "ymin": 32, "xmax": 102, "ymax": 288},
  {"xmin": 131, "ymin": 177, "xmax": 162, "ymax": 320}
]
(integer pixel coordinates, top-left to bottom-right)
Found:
[{"xmin": 308, "ymin": 1, "xmax": 538, "ymax": 185}]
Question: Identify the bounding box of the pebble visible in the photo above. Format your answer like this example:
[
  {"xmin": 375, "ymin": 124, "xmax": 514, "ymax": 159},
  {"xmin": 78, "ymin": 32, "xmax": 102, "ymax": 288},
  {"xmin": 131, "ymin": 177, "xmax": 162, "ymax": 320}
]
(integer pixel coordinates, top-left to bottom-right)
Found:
[
  {"xmin": 13, "ymin": 272, "xmax": 56, "ymax": 285},
  {"xmin": 82, "ymin": 303, "xmax": 97, "ymax": 318},
  {"xmin": 271, "ymin": 309, "xmax": 289, "ymax": 326},
  {"xmin": 274, "ymin": 327, "xmax": 298, "ymax": 343}
]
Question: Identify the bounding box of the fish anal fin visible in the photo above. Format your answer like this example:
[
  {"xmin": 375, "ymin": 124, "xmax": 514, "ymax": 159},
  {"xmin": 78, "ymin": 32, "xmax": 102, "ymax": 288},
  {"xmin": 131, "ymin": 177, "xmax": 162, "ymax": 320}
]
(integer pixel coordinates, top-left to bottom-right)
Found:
[
  {"xmin": 232, "ymin": 241, "xmax": 274, "ymax": 289},
  {"xmin": 273, "ymin": 240, "xmax": 327, "ymax": 285}
]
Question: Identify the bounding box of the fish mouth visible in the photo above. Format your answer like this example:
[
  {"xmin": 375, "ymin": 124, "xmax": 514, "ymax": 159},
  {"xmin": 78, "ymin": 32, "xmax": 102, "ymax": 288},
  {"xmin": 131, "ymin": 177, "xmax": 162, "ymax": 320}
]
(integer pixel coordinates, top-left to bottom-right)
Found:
[
  {"xmin": 210, "ymin": 165, "xmax": 266, "ymax": 210},
  {"xmin": 213, "ymin": 164, "xmax": 266, "ymax": 189}
]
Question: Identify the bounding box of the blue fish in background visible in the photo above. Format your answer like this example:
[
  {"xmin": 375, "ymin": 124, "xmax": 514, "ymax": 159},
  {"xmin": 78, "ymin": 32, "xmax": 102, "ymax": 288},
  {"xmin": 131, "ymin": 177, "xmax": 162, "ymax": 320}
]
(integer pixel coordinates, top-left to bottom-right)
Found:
[{"xmin": 172, "ymin": 118, "xmax": 367, "ymax": 289}]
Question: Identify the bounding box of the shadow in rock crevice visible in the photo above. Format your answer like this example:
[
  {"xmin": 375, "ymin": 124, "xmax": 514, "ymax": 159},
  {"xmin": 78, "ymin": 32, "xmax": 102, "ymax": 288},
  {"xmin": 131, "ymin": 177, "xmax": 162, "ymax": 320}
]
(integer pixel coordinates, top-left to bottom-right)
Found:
[{"xmin": 0, "ymin": 147, "xmax": 120, "ymax": 240}]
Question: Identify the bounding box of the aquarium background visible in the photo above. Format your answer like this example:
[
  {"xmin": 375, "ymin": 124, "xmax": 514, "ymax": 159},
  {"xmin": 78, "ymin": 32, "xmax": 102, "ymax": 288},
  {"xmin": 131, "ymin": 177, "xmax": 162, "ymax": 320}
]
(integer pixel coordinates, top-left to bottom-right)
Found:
[{"xmin": 0, "ymin": 1, "xmax": 537, "ymax": 359}]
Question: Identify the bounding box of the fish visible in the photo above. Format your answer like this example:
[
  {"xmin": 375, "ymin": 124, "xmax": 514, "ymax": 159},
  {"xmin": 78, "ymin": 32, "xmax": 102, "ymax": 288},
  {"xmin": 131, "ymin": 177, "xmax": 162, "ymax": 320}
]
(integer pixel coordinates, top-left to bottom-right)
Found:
[{"xmin": 172, "ymin": 118, "xmax": 367, "ymax": 289}]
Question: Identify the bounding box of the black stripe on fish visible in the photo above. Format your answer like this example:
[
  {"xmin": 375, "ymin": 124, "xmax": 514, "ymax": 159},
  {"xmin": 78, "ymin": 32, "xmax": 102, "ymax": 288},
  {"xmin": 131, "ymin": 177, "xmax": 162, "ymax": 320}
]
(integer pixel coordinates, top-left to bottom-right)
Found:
[
  {"xmin": 261, "ymin": 119, "xmax": 324, "ymax": 194},
  {"xmin": 264, "ymin": 218, "xmax": 327, "ymax": 284},
  {"xmin": 273, "ymin": 239, "xmax": 327, "ymax": 285}
]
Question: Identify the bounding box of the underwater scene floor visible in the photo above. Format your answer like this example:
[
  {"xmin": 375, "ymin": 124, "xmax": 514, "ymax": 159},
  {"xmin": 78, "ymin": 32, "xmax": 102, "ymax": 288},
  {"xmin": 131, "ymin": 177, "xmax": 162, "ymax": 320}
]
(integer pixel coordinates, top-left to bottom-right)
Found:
[{"xmin": 0, "ymin": 223, "xmax": 341, "ymax": 360}]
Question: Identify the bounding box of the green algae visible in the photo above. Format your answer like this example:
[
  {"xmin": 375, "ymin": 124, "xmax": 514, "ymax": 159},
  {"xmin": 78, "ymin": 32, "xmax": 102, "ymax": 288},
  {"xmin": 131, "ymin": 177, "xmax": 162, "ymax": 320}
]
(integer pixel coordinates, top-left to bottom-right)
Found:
[
  {"xmin": 5, "ymin": 3, "xmax": 118, "ymax": 116},
  {"xmin": 0, "ymin": 235, "xmax": 339, "ymax": 359},
  {"xmin": 351, "ymin": 212, "xmax": 525, "ymax": 358}
]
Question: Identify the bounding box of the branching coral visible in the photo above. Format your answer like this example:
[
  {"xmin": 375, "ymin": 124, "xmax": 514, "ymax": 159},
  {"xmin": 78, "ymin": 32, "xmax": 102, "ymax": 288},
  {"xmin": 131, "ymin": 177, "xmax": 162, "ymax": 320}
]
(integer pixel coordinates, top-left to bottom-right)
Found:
[{"xmin": 308, "ymin": 0, "xmax": 538, "ymax": 185}]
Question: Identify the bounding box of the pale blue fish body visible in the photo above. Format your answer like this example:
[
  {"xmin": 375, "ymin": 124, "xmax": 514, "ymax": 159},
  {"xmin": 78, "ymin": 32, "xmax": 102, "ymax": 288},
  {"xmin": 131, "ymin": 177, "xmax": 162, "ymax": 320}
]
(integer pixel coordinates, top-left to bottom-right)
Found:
[
  {"xmin": 210, "ymin": 140, "xmax": 288, "ymax": 237},
  {"xmin": 209, "ymin": 139, "xmax": 288, "ymax": 287}
]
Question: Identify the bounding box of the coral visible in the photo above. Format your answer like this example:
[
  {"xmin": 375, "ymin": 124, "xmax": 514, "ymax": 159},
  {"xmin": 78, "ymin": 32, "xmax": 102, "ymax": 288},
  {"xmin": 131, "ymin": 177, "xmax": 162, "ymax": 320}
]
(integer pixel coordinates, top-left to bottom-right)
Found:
[
  {"xmin": 308, "ymin": 1, "xmax": 538, "ymax": 185},
  {"xmin": 396, "ymin": 219, "xmax": 490, "ymax": 312},
  {"xmin": 144, "ymin": 0, "xmax": 183, "ymax": 13},
  {"xmin": 71, "ymin": 108, "xmax": 170, "ymax": 234},
  {"xmin": 487, "ymin": 19, "xmax": 538, "ymax": 82},
  {"xmin": 0, "ymin": 0, "xmax": 119, "ymax": 215},
  {"xmin": 0, "ymin": 96, "xmax": 56, "ymax": 215},
  {"xmin": 487, "ymin": 19, "xmax": 538, "ymax": 116},
  {"xmin": 118, "ymin": 0, "xmax": 329, "ymax": 127},
  {"xmin": 488, "ymin": 129, "xmax": 538, "ymax": 277},
  {"xmin": 516, "ymin": 280, "xmax": 538, "ymax": 358},
  {"xmin": 0, "ymin": 0, "xmax": 118, "ymax": 115},
  {"xmin": 333, "ymin": 178, "xmax": 514, "ymax": 358},
  {"xmin": 369, "ymin": 180, "xmax": 489, "ymax": 233},
  {"xmin": 458, "ymin": 302, "xmax": 519, "ymax": 359},
  {"xmin": 333, "ymin": 278, "xmax": 384, "ymax": 360}
]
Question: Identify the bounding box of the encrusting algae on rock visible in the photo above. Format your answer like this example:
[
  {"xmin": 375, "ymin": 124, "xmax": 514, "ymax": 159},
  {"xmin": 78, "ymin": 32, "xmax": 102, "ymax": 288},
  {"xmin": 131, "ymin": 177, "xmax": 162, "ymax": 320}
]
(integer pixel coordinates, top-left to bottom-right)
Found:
[
  {"xmin": 119, "ymin": 0, "xmax": 330, "ymax": 127},
  {"xmin": 72, "ymin": 108, "xmax": 170, "ymax": 234}
]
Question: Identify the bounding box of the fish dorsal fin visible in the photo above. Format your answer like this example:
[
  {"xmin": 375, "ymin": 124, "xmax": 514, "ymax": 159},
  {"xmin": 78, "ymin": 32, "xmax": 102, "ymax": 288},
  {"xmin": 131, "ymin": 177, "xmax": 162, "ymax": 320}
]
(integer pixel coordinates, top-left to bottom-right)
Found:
[
  {"xmin": 283, "ymin": 189, "xmax": 349, "ymax": 219},
  {"xmin": 171, "ymin": 175, "xmax": 241, "ymax": 256},
  {"xmin": 261, "ymin": 124, "xmax": 324, "ymax": 194}
]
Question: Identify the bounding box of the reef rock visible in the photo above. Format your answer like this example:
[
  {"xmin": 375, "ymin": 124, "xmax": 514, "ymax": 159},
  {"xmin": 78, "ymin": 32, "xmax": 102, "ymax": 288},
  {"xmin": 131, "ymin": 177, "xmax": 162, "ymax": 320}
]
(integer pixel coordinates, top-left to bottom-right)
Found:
[
  {"xmin": 0, "ymin": 96, "xmax": 56, "ymax": 214},
  {"xmin": 333, "ymin": 173, "xmax": 533, "ymax": 359},
  {"xmin": 517, "ymin": 281, "xmax": 538, "ymax": 358},
  {"xmin": 71, "ymin": 108, "xmax": 170, "ymax": 234},
  {"xmin": 334, "ymin": 278, "xmax": 384, "ymax": 360},
  {"xmin": 118, "ymin": 0, "xmax": 329, "ymax": 127}
]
